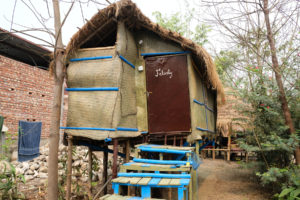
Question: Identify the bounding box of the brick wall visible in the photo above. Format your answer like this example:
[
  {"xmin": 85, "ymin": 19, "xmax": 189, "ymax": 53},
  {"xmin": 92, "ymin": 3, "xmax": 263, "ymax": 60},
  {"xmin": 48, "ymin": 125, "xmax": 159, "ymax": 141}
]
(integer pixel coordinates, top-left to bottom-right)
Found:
[{"xmin": 0, "ymin": 55, "xmax": 55, "ymax": 138}]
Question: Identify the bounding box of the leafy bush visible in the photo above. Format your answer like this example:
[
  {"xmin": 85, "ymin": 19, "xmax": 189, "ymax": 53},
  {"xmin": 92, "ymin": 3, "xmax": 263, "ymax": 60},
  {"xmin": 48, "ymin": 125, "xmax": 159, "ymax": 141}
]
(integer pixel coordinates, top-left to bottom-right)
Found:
[{"xmin": 0, "ymin": 161, "xmax": 25, "ymax": 200}]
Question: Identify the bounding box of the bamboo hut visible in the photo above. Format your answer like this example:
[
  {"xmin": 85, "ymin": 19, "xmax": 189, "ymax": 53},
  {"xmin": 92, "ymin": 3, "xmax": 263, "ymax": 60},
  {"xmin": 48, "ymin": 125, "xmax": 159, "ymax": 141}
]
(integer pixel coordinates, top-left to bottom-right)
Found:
[
  {"xmin": 60, "ymin": 1, "xmax": 226, "ymax": 194},
  {"xmin": 62, "ymin": 0, "xmax": 225, "ymax": 145},
  {"xmin": 216, "ymin": 87, "xmax": 250, "ymax": 160}
]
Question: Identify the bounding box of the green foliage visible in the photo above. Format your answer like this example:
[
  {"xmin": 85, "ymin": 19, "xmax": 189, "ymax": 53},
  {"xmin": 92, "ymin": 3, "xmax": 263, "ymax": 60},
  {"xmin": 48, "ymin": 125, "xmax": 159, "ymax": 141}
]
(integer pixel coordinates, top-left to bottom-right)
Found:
[
  {"xmin": 152, "ymin": 10, "xmax": 211, "ymax": 46},
  {"xmin": 215, "ymin": 31, "xmax": 300, "ymax": 199},
  {"xmin": 0, "ymin": 163, "xmax": 25, "ymax": 200},
  {"xmin": 0, "ymin": 132, "xmax": 25, "ymax": 200}
]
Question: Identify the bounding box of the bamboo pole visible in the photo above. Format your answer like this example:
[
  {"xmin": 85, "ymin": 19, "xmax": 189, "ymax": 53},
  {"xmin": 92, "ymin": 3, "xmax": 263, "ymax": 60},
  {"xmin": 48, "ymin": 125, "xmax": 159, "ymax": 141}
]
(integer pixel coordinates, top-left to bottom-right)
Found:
[{"xmin": 66, "ymin": 136, "xmax": 73, "ymax": 200}]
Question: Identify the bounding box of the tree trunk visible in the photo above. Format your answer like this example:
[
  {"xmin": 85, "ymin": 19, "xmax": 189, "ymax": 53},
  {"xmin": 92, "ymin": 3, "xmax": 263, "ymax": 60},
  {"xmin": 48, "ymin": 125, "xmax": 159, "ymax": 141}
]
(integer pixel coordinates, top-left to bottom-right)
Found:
[
  {"xmin": 48, "ymin": 0, "xmax": 65, "ymax": 199},
  {"xmin": 263, "ymin": 0, "xmax": 300, "ymax": 165}
]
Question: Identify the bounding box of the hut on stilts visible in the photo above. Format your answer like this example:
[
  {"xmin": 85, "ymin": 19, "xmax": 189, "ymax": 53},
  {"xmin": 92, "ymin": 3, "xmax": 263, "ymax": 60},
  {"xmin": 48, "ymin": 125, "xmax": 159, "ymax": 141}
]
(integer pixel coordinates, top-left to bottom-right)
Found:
[
  {"xmin": 61, "ymin": 0, "xmax": 225, "ymax": 199},
  {"xmin": 203, "ymin": 87, "xmax": 250, "ymax": 161}
]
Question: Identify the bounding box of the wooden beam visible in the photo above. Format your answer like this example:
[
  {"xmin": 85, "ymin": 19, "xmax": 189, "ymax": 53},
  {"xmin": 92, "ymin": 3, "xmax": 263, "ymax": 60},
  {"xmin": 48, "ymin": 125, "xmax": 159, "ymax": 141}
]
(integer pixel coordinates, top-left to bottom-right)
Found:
[
  {"xmin": 113, "ymin": 139, "xmax": 118, "ymax": 179},
  {"xmin": 102, "ymin": 145, "xmax": 108, "ymax": 196},
  {"xmin": 173, "ymin": 136, "xmax": 176, "ymax": 146},
  {"xmin": 227, "ymin": 136, "xmax": 231, "ymax": 161},
  {"xmin": 125, "ymin": 140, "xmax": 130, "ymax": 163},
  {"xmin": 66, "ymin": 136, "xmax": 73, "ymax": 200}
]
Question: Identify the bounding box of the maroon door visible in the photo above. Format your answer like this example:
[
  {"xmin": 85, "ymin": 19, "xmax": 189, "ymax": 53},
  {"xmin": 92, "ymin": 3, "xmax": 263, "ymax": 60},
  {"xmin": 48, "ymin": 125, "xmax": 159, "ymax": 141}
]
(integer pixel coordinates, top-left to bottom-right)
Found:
[{"xmin": 145, "ymin": 55, "xmax": 191, "ymax": 134}]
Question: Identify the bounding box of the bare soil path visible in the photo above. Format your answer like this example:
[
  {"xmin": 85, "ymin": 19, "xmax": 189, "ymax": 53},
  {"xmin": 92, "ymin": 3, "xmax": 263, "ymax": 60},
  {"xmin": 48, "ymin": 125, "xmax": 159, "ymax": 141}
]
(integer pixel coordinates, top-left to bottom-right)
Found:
[{"xmin": 197, "ymin": 159, "xmax": 270, "ymax": 200}]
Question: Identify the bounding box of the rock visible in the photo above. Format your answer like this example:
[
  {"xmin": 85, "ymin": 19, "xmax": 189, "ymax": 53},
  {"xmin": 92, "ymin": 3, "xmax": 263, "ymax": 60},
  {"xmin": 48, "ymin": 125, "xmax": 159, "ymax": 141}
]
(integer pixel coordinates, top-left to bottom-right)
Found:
[
  {"xmin": 11, "ymin": 160, "xmax": 18, "ymax": 166},
  {"xmin": 59, "ymin": 145, "xmax": 67, "ymax": 152},
  {"xmin": 80, "ymin": 177, "xmax": 89, "ymax": 182},
  {"xmin": 108, "ymin": 169, "xmax": 112, "ymax": 176},
  {"xmin": 33, "ymin": 170, "xmax": 39, "ymax": 177},
  {"xmin": 30, "ymin": 163, "xmax": 40, "ymax": 171},
  {"xmin": 26, "ymin": 169, "xmax": 34, "ymax": 175},
  {"xmin": 92, "ymin": 173, "xmax": 98, "ymax": 181},
  {"xmin": 39, "ymin": 155, "xmax": 46, "ymax": 161},
  {"xmin": 11, "ymin": 151, "xmax": 18, "ymax": 161},
  {"xmin": 22, "ymin": 162, "xmax": 29, "ymax": 171},
  {"xmin": 16, "ymin": 168, "xmax": 23, "ymax": 174},
  {"xmin": 39, "ymin": 173, "xmax": 48, "ymax": 179},
  {"xmin": 58, "ymin": 163, "xmax": 63, "ymax": 169},
  {"xmin": 25, "ymin": 175, "xmax": 34, "ymax": 181},
  {"xmin": 73, "ymin": 160, "xmax": 81, "ymax": 167},
  {"xmin": 40, "ymin": 166, "xmax": 48, "ymax": 173}
]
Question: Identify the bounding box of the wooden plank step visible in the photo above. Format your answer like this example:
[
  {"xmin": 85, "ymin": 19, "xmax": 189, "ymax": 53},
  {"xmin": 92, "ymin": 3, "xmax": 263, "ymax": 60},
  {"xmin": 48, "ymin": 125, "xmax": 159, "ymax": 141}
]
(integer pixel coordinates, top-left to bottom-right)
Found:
[
  {"xmin": 135, "ymin": 143, "xmax": 194, "ymax": 151},
  {"xmin": 112, "ymin": 177, "xmax": 123, "ymax": 183},
  {"xmin": 118, "ymin": 177, "xmax": 131, "ymax": 184},
  {"xmin": 137, "ymin": 177, "xmax": 151, "ymax": 185},
  {"xmin": 129, "ymin": 177, "xmax": 142, "ymax": 184},
  {"xmin": 158, "ymin": 178, "xmax": 172, "ymax": 186},
  {"xmin": 169, "ymin": 179, "xmax": 181, "ymax": 186}
]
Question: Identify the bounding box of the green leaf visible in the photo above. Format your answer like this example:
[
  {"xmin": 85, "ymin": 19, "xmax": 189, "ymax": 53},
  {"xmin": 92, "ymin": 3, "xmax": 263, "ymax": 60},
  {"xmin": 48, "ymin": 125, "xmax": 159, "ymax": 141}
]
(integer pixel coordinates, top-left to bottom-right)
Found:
[
  {"xmin": 280, "ymin": 188, "xmax": 295, "ymax": 197},
  {"xmin": 291, "ymin": 189, "xmax": 300, "ymax": 198}
]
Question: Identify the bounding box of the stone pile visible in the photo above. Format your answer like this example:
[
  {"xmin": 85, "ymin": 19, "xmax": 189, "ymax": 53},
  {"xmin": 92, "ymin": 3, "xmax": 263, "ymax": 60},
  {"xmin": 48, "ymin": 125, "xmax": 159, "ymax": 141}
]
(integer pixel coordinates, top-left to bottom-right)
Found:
[{"xmin": 10, "ymin": 143, "xmax": 107, "ymax": 182}]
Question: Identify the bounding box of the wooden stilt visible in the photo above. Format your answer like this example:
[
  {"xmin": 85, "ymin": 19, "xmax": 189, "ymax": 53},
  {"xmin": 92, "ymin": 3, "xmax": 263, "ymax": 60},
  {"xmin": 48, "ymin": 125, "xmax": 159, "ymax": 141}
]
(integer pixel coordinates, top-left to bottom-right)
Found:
[
  {"xmin": 164, "ymin": 135, "xmax": 167, "ymax": 145},
  {"xmin": 66, "ymin": 136, "xmax": 73, "ymax": 200},
  {"xmin": 192, "ymin": 169, "xmax": 198, "ymax": 200},
  {"xmin": 88, "ymin": 147, "xmax": 92, "ymax": 198},
  {"xmin": 180, "ymin": 137, "xmax": 183, "ymax": 146},
  {"xmin": 125, "ymin": 140, "xmax": 130, "ymax": 163},
  {"xmin": 102, "ymin": 145, "xmax": 108, "ymax": 196},
  {"xmin": 112, "ymin": 139, "xmax": 118, "ymax": 179},
  {"xmin": 213, "ymin": 136, "xmax": 216, "ymax": 160},
  {"xmin": 195, "ymin": 141, "xmax": 199, "ymax": 155},
  {"xmin": 173, "ymin": 136, "xmax": 176, "ymax": 146},
  {"xmin": 159, "ymin": 153, "xmax": 163, "ymax": 160},
  {"xmin": 227, "ymin": 136, "xmax": 231, "ymax": 161}
]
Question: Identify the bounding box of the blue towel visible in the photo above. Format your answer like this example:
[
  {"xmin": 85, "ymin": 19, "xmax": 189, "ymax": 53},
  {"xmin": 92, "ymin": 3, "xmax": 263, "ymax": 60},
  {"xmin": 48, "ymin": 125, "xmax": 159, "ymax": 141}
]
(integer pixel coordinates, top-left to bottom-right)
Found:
[{"xmin": 18, "ymin": 121, "xmax": 42, "ymax": 162}]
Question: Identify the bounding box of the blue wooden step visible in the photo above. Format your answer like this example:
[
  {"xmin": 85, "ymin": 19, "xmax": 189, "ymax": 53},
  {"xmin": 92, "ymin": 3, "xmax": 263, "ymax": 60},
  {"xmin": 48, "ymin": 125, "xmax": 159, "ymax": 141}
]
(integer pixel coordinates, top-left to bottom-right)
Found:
[{"xmin": 133, "ymin": 158, "xmax": 192, "ymax": 166}]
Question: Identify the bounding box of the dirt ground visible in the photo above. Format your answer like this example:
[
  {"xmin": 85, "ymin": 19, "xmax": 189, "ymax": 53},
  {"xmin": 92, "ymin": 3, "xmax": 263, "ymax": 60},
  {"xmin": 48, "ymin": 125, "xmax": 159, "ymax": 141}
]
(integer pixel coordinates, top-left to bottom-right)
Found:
[{"xmin": 197, "ymin": 159, "xmax": 271, "ymax": 200}]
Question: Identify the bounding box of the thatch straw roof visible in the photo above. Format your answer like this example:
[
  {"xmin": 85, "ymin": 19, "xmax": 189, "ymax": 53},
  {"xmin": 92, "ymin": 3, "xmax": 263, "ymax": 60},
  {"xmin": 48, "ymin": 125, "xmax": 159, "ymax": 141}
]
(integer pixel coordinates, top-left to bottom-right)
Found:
[
  {"xmin": 217, "ymin": 87, "xmax": 250, "ymax": 137},
  {"xmin": 64, "ymin": 0, "xmax": 225, "ymax": 103}
]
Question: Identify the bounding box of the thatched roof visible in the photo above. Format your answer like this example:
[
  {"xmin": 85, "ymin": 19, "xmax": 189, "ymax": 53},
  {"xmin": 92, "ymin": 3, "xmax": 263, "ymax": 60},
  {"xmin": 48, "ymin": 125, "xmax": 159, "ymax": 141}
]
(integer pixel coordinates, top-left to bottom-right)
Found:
[
  {"xmin": 64, "ymin": 0, "xmax": 225, "ymax": 103},
  {"xmin": 217, "ymin": 87, "xmax": 250, "ymax": 137}
]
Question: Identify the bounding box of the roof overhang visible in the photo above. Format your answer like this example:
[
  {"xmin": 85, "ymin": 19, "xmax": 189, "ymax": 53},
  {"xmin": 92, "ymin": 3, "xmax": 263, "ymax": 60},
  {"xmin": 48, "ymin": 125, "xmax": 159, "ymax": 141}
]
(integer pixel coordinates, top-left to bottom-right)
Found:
[{"xmin": 0, "ymin": 28, "xmax": 51, "ymax": 69}]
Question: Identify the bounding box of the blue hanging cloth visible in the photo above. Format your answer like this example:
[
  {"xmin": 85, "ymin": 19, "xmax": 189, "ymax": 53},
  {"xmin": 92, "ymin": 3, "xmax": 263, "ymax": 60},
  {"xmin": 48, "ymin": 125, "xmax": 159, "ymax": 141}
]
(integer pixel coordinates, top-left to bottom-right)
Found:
[{"xmin": 18, "ymin": 121, "xmax": 42, "ymax": 162}]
